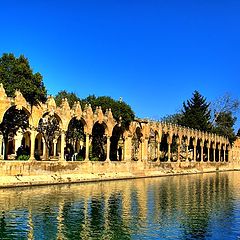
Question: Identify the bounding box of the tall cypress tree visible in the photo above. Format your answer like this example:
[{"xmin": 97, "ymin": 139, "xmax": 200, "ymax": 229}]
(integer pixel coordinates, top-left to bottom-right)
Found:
[{"xmin": 179, "ymin": 91, "xmax": 212, "ymax": 131}]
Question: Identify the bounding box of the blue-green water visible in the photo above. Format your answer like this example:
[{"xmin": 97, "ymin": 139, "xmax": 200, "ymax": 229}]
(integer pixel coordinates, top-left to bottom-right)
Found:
[{"xmin": 0, "ymin": 172, "xmax": 240, "ymax": 239}]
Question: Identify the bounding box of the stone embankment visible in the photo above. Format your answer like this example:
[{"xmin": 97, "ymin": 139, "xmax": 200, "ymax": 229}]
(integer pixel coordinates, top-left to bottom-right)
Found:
[{"xmin": 0, "ymin": 161, "xmax": 238, "ymax": 188}]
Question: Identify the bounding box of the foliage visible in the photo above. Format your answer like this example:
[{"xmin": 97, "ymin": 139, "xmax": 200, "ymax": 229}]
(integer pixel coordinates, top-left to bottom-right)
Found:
[
  {"xmin": 212, "ymin": 111, "xmax": 237, "ymax": 145},
  {"xmin": 161, "ymin": 113, "xmax": 183, "ymax": 124},
  {"xmin": 82, "ymin": 95, "xmax": 135, "ymax": 130},
  {"xmin": 37, "ymin": 114, "xmax": 60, "ymax": 159},
  {"xmin": 0, "ymin": 106, "xmax": 29, "ymax": 160},
  {"xmin": 55, "ymin": 90, "xmax": 81, "ymax": 108},
  {"xmin": 0, "ymin": 53, "xmax": 47, "ymax": 106},
  {"xmin": 211, "ymin": 93, "xmax": 240, "ymax": 124},
  {"xmin": 179, "ymin": 91, "xmax": 212, "ymax": 131},
  {"xmin": 17, "ymin": 155, "xmax": 29, "ymax": 161},
  {"xmin": 66, "ymin": 117, "xmax": 84, "ymax": 145},
  {"xmin": 237, "ymin": 129, "xmax": 240, "ymax": 137}
]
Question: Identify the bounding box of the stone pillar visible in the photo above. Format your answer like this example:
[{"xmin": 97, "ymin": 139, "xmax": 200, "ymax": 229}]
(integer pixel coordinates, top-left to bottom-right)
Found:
[
  {"xmin": 143, "ymin": 138, "xmax": 148, "ymax": 162},
  {"xmin": 42, "ymin": 138, "xmax": 46, "ymax": 160},
  {"xmin": 218, "ymin": 147, "xmax": 221, "ymax": 162},
  {"xmin": 60, "ymin": 132, "xmax": 65, "ymax": 161},
  {"xmin": 200, "ymin": 142, "xmax": 204, "ymax": 162},
  {"xmin": 193, "ymin": 143, "xmax": 197, "ymax": 162},
  {"xmin": 167, "ymin": 141, "xmax": 172, "ymax": 162},
  {"xmin": 106, "ymin": 136, "xmax": 111, "ymax": 161},
  {"xmin": 124, "ymin": 136, "xmax": 132, "ymax": 162},
  {"xmin": 0, "ymin": 135, "xmax": 3, "ymax": 158},
  {"xmin": 185, "ymin": 139, "xmax": 189, "ymax": 162},
  {"xmin": 157, "ymin": 141, "xmax": 160, "ymax": 162},
  {"xmin": 223, "ymin": 145, "xmax": 226, "ymax": 162},
  {"xmin": 213, "ymin": 146, "xmax": 216, "ymax": 162},
  {"xmin": 207, "ymin": 143, "xmax": 210, "ymax": 162},
  {"xmin": 29, "ymin": 130, "xmax": 36, "ymax": 161},
  {"xmin": 53, "ymin": 139, "xmax": 57, "ymax": 157},
  {"xmin": 85, "ymin": 133, "xmax": 90, "ymax": 161}
]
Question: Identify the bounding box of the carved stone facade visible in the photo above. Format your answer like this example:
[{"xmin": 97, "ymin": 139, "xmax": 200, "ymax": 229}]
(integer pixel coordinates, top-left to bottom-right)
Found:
[{"xmin": 0, "ymin": 85, "xmax": 234, "ymax": 164}]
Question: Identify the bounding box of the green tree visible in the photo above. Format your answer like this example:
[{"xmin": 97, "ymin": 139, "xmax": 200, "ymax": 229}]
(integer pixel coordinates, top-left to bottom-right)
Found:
[
  {"xmin": 179, "ymin": 91, "xmax": 212, "ymax": 131},
  {"xmin": 55, "ymin": 90, "xmax": 80, "ymax": 108},
  {"xmin": 161, "ymin": 113, "xmax": 183, "ymax": 124},
  {"xmin": 82, "ymin": 95, "xmax": 135, "ymax": 130},
  {"xmin": 0, "ymin": 53, "xmax": 47, "ymax": 160},
  {"xmin": 212, "ymin": 111, "xmax": 236, "ymax": 145},
  {"xmin": 0, "ymin": 107, "xmax": 29, "ymax": 160},
  {"xmin": 0, "ymin": 53, "xmax": 47, "ymax": 106}
]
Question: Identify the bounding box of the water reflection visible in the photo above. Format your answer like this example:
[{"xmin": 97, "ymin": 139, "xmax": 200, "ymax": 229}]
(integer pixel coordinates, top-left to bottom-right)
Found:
[{"xmin": 0, "ymin": 172, "xmax": 240, "ymax": 239}]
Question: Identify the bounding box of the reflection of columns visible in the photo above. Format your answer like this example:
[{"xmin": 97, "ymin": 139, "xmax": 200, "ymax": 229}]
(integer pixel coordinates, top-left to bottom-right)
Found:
[
  {"xmin": 85, "ymin": 133, "xmax": 90, "ymax": 161},
  {"xmin": 60, "ymin": 132, "xmax": 65, "ymax": 161},
  {"xmin": 27, "ymin": 208, "xmax": 34, "ymax": 240},
  {"xmin": 57, "ymin": 200, "xmax": 64, "ymax": 239},
  {"xmin": 29, "ymin": 130, "xmax": 36, "ymax": 161},
  {"xmin": 106, "ymin": 136, "xmax": 110, "ymax": 161},
  {"xmin": 53, "ymin": 139, "xmax": 57, "ymax": 157}
]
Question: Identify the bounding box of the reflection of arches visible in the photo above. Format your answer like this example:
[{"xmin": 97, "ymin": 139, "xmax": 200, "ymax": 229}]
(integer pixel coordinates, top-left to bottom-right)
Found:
[
  {"xmin": 131, "ymin": 127, "xmax": 142, "ymax": 161},
  {"xmin": 110, "ymin": 125, "xmax": 123, "ymax": 161},
  {"xmin": 91, "ymin": 122, "xmax": 107, "ymax": 161}
]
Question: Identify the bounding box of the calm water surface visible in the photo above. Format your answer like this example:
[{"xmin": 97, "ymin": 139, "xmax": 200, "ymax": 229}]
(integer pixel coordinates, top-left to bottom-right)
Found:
[{"xmin": 0, "ymin": 172, "xmax": 240, "ymax": 239}]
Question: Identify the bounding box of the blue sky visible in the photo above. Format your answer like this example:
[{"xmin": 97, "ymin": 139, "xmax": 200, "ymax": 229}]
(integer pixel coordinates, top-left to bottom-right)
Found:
[{"xmin": 0, "ymin": 0, "xmax": 240, "ymax": 129}]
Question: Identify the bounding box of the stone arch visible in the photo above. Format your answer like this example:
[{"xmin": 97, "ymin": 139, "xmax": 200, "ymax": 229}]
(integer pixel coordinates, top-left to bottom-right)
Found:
[
  {"xmin": 160, "ymin": 132, "xmax": 169, "ymax": 161},
  {"xmin": 131, "ymin": 126, "xmax": 142, "ymax": 161},
  {"xmin": 148, "ymin": 128, "xmax": 158, "ymax": 161},
  {"xmin": 91, "ymin": 121, "xmax": 108, "ymax": 161},
  {"xmin": 1, "ymin": 105, "xmax": 31, "ymax": 160},
  {"xmin": 110, "ymin": 124, "xmax": 124, "ymax": 161},
  {"xmin": 65, "ymin": 117, "xmax": 86, "ymax": 161}
]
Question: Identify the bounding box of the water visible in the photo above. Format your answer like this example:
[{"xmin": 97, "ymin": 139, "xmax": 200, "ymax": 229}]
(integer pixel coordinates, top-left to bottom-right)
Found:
[{"xmin": 0, "ymin": 171, "xmax": 240, "ymax": 239}]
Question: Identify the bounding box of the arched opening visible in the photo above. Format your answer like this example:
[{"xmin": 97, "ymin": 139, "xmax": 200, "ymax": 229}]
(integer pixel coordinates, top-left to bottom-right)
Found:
[
  {"xmin": 0, "ymin": 106, "xmax": 30, "ymax": 160},
  {"xmin": 65, "ymin": 117, "xmax": 86, "ymax": 161},
  {"xmin": 131, "ymin": 127, "xmax": 142, "ymax": 161},
  {"xmin": 188, "ymin": 137, "xmax": 195, "ymax": 161},
  {"xmin": 160, "ymin": 133, "xmax": 168, "ymax": 162},
  {"xmin": 91, "ymin": 122, "xmax": 106, "ymax": 161},
  {"xmin": 181, "ymin": 136, "xmax": 188, "ymax": 161},
  {"xmin": 37, "ymin": 112, "xmax": 61, "ymax": 160},
  {"xmin": 171, "ymin": 134, "xmax": 179, "ymax": 162},
  {"xmin": 110, "ymin": 125, "xmax": 124, "ymax": 161}
]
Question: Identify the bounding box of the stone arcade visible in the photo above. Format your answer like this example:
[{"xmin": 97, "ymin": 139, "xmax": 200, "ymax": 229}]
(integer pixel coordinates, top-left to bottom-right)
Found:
[{"xmin": 0, "ymin": 84, "xmax": 238, "ymax": 186}]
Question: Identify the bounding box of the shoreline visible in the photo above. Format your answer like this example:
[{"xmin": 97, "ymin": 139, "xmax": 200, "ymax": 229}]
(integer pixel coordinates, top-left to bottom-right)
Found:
[{"xmin": 0, "ymin": 163, "xmax": 238, "ymax": 188}]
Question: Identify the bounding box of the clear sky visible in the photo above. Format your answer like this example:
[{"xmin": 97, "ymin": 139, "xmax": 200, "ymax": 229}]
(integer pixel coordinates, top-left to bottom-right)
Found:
[{"xmin": 0, "ymin": 0, "xmax": 240, "ymax": 128}]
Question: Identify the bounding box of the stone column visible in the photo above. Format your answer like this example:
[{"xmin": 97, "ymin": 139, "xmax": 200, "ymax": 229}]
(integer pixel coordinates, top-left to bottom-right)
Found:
[
  {"xmin": 200, "ymin": 142, "xmax": 204, "ymax": 162},
  {"xmin": 167, "ymin": 138, "xmax": 172, "ymax": 162},
  {"xmin": 157, "ymin": 141, "xmax": 160, "ymax": 162},
  {"xmin": 218, "ymin": 147, "xmax": 221, "ymax": 162},
  {"xmin": 185, "ymin": 138, "xmax": 189, "ymax": 162},
  {"xmin": 193, "ymin": 142, "xmax": 197, "ymax": 162},
  {"xmin": 29, "ymin": 130, "xmax": 36, "ymax": 161},
  {"xmin": 177, "ymin": 137, "xmax": 181, "ymax": 162},
  {"xmin": 213, "ymin": 145, "xmax": 216, "ymax": 162},
  {"xmin": 60, "ymin": 132, "xmax": 65, "ymax": 161},
  {"xmin": 223, "ymin": 145, "xmax": 226, "ymax": 162},
  {"xmin": 207, "ymin": 143, "xmax": 210, "ymax": 162},
  {"xmin": 124, "ymin": 136, "xmax": 132, "ymax": 162},
  {"xmin": 85, "ymin": 133, "xmax": 90, "ymax": 161},
  {"xmin": 0, "ymin": 135, "xmax": 3, "ymax": 158},
  {"xmin": 42, "ymin": 138, "xmax": 46, "ymax": 160},
  {"xmin": 53, "ymin": 139, "xmax": 57, "ymax": 157},
  {"xmin": 106, "ymin": 136, "xmax": 111, "ymax": 162}
]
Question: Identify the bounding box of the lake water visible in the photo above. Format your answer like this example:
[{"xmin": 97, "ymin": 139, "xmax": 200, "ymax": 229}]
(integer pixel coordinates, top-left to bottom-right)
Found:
[{"xmin": 0, "ymin": 171, "xmax": 240, "ymax": 240}]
